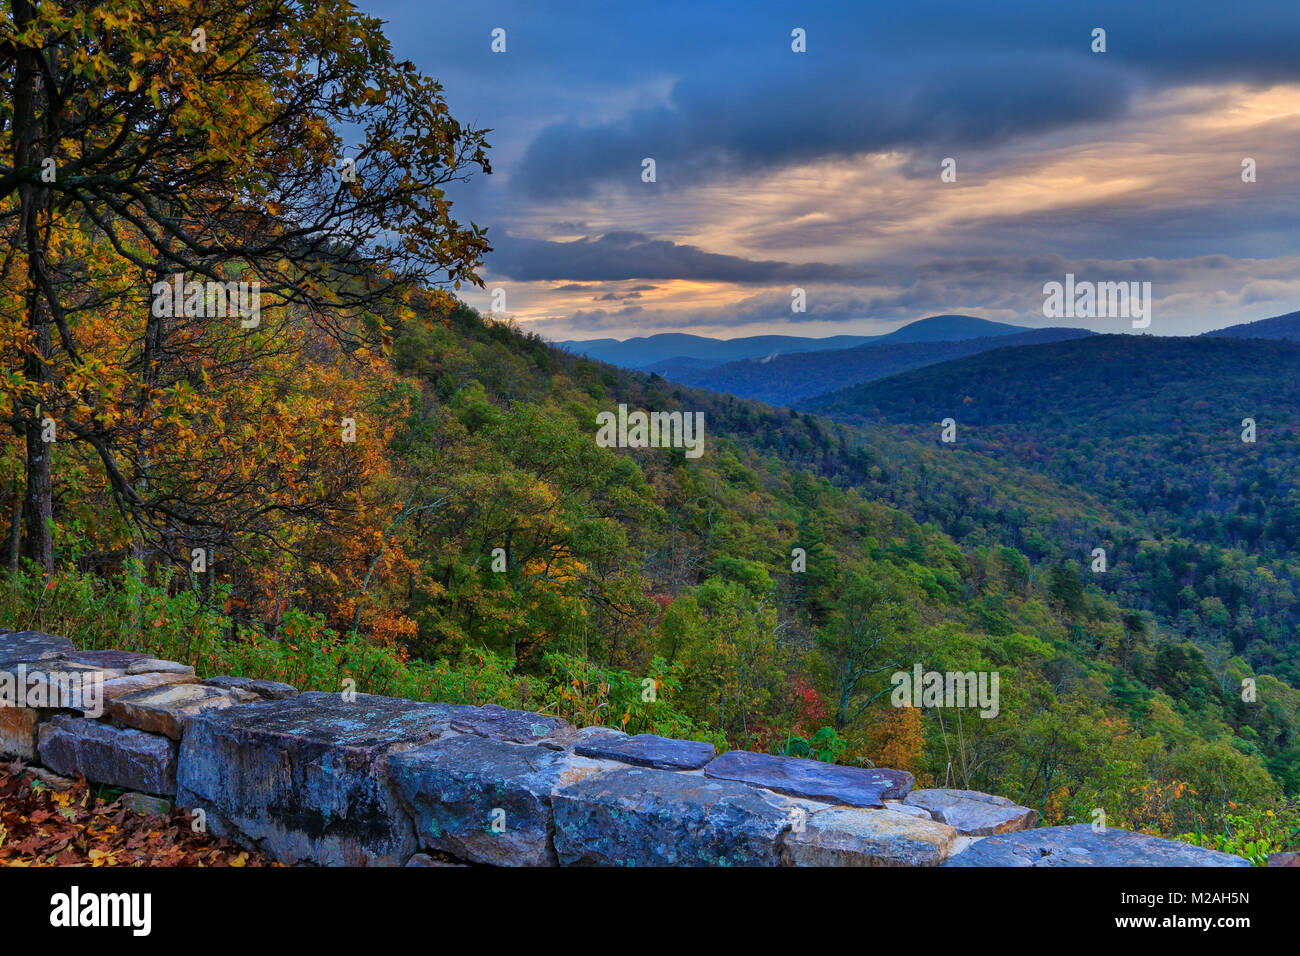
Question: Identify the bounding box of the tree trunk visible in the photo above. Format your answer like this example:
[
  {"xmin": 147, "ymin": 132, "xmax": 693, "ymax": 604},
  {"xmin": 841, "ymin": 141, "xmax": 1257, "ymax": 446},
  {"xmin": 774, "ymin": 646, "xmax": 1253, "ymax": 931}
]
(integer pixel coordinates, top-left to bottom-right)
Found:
[
  {"xmin": 22, "ymin": 389, "xmax": 54, "ymax": 572},
  {"xmin": 14, "ymin": 0, "xmax": 55, "ymax": 573},
  {"xmin": 6, "ymin": 478, "xmax": 22, "ymax": 571}
]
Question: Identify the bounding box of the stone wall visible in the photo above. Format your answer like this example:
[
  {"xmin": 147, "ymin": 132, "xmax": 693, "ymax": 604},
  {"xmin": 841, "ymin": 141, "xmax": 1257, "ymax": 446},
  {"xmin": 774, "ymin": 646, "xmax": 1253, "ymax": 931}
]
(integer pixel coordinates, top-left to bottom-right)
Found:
[{"xmin": 0, "ymin": 628, "xmax": 1256, "ymax": 867}]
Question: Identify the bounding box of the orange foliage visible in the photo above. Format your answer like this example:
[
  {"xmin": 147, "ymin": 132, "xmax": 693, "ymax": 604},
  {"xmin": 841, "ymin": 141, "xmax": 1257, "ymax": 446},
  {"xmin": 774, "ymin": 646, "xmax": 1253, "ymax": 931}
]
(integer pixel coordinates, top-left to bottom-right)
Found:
[{"xmin": 854, "ymin": 706, "xmax": 926, "ymax": 775}]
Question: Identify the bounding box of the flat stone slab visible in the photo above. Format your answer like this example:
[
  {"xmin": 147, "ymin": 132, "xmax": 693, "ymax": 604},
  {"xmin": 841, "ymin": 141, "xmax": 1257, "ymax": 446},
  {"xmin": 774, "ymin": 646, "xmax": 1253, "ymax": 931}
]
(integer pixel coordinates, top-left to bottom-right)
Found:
[
  {"xmin": 107, "ymin": 683, "xmax": 238, "ymax": 740},
  {"xmin": 121, "ymin": 792, "xmax": 173, "ymax": 816},
  {"xmin": 904, "ymin": 788, "xmax": 1037, "ymax": 835},
  {"xmin": 553, "ymin": 767, "xmax": 791, "ymax": 866},
  {"xmin": 783, "ymin": 807, "xmax": 959, "ymax": 866},
  {"xmin": 202, "ymin": 675, "xmax": 298, "ymax": 700},
  {"xmin": 63, "ymin": 650, "xmax": 191, "ymax": 677},
  {"xmin": 63, "ymin": 651, "xmax": 193, "ymax": 676},
  {"xmin": 1269, "ymin": 852, "xmax": 1299, "ymax": 867},
  {"xmin": 884, "ymin": 799, "xmax": 932, "ymax": 820},
  {"xmin": 176, "ymin": 692, "xmax": 466, "ymax": 866},
  {"xmin": 1, "ymin": 659, "xmax": 123, "ymax": 713},
  {"xmin": 574, "ymin": 733, "xmax": 716, "ymax": 770},
  {"xmin": 39, "ymin": 653, "xmax": 199, "ymax": 711},
  {"xmin": 539, "ymin": 725, "xmax": 629, "ymax": 751},
  {"xmin": 124, "ymin": 657, "xmax": 194, "ymax": 676},
  {"xmin": 0, "ymin": 631, "xmax": 74, "ymax": 665},
  {"xmin": 97, "ymin": 671, "xmax": 199, "ymax": 706},
  {"xmin": 63, "ymin": 649, "xmax": 148, "ymax": 669},
  {"xmin": 1, "ymin": 666, "xmax": 197, "ymax": 718},
  {"xmin": 38, "ymin": 715, "xmax": 178, "ymax": 795},
  {"xmin": 391, "ymin": 735, "xmax": 610, "ymax": 866},
  {"xmin": 943, "ymin": 824, "xmax": 1251, "ymax": 867},
  {"xmin": 704, "ymin": 750, "xmax": 913, "ymax": 807},
  {"xmin": 449, "ymin": 703, "xmax": 571, "ymax": 744}
]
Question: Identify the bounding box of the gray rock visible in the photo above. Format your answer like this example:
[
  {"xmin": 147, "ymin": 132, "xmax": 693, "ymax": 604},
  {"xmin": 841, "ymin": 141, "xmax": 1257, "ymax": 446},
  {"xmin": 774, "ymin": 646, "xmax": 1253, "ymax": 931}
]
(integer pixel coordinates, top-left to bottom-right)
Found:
[
  {"xmin": 2, "ymin": 659, "xmax": 124, "ymax": 712},
  {"xmin": 125, "ymin": 658, "xmax": 194, "ymax": 676},
  {"xmin": 65, "ymin": 649, "xmax": 164, "ymax": 671},
  {"xmin": 249, "ymin": 679, "xmax": 299, "ymax": 700},
  {"xmin": 37, "ymin": 715, "xmax": 178, "ymax": 794},
  {"xmin": 883, "ymin": 799, "xmax": 933, "ymax": 820},
  {"xmin": 201, "ymin": 675, "xmax": 254, "ymax": 691},
  {"xmin": 65, "ymin": 649, "xmax": 190, "ymax": 676},
  {"xmin": 176, "ymin": 691, "xmax": 464, "ymax": 866},
  {"xmin": 943, "ymin": 824, "xmax": 1251, "ymax": 867},
  {"xmin": 1267, "ymin": 851, "xmax": 1298, "ymax": 867},
  {"xmin": 449, "ymin": 703, "xmax": 571, "ymax": 744},
  {"xmin": 96, "ymin": 671, "xmax": 199, "ymax": 708},
  {"xmin": 553, "ymin": 767, "xmax": 791, "ymax": 866},
  {"xmin": 107, "ymin": 683, "xmax": 238, "ymax": 740},
  {"xmin": 202, "ymin": 675, "xmax": 298, "ymax": 700},
  {"xmin": 904, "ymin": 788, "xmax": 1037, "ymax": 835},
  {"xmin": 211, "ymin": 686, "xmax": 262, "ymax": 704},
  {"xmin": 704, "ymin": 750, "xmax": 913, "ymax": 806},
  {"xmin": 574, "ymin": 733, "xmax": 716, "ymax": 770},
  {"xmin": 120, "ymin": 792, "xmax": 173, "ymax": 816},
  {"xmin": 405, "ymin": 853, "xmax": 463, "ymax": 867},
  {"xmin": 390, "ymin": 734, "xmax": 609, "ymax": 866},
  {"xmin": 5, "ymin": 655, "xmax": 206, "ymax": 718},
  {"xmin": 783, "ymin": 807, "xmax": 959, "ymax": 866},
  {"xmin": 0, "ymin": 631, "xmax": 74, "ymax": 665},
  {"xmin": 538, "ymin": 725, "xmax": 628, "ymax": 751}
]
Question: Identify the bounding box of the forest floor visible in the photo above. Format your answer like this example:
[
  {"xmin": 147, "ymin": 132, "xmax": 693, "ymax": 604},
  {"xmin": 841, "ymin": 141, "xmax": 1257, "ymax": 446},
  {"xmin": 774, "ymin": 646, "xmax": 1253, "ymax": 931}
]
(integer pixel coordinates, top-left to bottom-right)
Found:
[{"xmin": 0, "ymin": 760, "xmax": 277, "ymax": 866}]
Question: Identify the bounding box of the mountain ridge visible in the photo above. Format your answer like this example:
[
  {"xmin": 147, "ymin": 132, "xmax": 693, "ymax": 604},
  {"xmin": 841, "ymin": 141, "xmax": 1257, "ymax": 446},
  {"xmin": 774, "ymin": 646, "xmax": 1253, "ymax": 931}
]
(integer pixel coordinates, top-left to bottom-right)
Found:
[
  {"xmin": 554, "ymin": 314, "xmax": 1026, "ymax": 369},
  {"xmin": 664, "ymin": 326, "xmax": 1092, "ymax": 405},
  {"xmin": 801, "ymin": 332, "xmax": 1300, "ymax": 689},
  {"xmin": 1203, "ymin": 309, "xmax": 1300, "ymax": 341}
]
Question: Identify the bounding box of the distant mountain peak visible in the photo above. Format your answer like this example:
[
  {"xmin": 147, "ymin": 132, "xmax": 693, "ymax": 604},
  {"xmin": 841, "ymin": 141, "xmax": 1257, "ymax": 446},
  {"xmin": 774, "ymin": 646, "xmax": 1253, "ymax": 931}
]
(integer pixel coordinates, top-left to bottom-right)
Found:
[
  {"xmin": 880, "ymin": 315, "xmax": 1026, "ymax": 343},
  {"xmin": 657, "ymin": 326, "xmax": 1091, "ymax": 406},
  {"xmin": 553, "ymin": 315, "xmax": 1028, "ymax": 370},
  {"xmin": 1203, "ymin": 309, "xmax": 1300, "ymax": 341}
]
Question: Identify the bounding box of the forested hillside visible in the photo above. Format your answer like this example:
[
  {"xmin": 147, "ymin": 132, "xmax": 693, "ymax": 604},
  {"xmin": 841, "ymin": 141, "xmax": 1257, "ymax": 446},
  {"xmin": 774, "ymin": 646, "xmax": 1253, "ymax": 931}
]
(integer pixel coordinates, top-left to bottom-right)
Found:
[
  {"xmin": 1, "ymin": 0, "xmax": 1294, "ymax": 867},
  {"xmin": 666, "ymin": 326, "xmax": 1092, "ymax": 405},
  {"xmin": 555, "ymin": 331, "xmax": 877, "ymax": 368},
  {"xmin": 7, "ymin": 303, "xmax": 1296, "ymax": 861},
  {"xmin": 1203, "ymin": 309, "xmax": 1300, "ymax": 341},
  {"xmin": 801, "ymin": 335, "xmax": 1300, "ymax": 810}
]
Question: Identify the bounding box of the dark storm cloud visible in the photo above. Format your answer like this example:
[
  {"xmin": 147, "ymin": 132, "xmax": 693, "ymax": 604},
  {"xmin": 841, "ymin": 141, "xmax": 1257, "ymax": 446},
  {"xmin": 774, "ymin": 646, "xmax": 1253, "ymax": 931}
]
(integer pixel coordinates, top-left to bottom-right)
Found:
[
  {"xmin": 496, "ymin": 0, "xmax": 1300, "ymax": 199},
  {"xmin": 488, "ymin": 232, "xmax": 881, "ymax": 283},
  {"xmin": 372, "ymin": 0, "xmax": 1300, "ymax": 222},
  {"xmin": 515, "ymin": 51, "xmax": 1134, "ymax": 199},
  {"xmin": 370, "ymin": 0, "xmax": 1300, "ymax": 336}
]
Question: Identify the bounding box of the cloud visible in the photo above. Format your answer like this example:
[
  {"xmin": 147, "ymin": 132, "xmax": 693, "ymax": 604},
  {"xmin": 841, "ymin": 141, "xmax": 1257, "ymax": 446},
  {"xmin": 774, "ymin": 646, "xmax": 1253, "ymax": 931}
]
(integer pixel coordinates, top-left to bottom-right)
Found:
[
  {"xmin": 487, "ymin": 231, "xmax": 880, "ymax": 283},
  {"xmin": 485, "ymin": 252, "xmax": 1300, "ymax": 340},
  {"xmin": 514, "ymin": 51, "xmax": 1135, "ymax": 199},
  {"xmin": 374, "ymin": 0, "xmax": 1300, "ymax": 340}
]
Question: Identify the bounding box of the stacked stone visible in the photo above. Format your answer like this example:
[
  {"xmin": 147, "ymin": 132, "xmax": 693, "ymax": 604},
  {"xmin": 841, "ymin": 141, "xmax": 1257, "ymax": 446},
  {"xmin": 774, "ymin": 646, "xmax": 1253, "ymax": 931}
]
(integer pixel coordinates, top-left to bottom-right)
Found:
[
  {"xmin": 0, "ymin": 628, "xmax": 296, "ymax": 804},
  {"xmin": 0, "ymin": 628, "xmax": 1252, "ymax": 867}
]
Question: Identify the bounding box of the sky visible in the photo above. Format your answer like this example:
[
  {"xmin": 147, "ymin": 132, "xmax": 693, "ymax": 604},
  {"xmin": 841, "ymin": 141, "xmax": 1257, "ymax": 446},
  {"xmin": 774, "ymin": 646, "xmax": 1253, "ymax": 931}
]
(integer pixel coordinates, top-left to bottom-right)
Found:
[{"xmin": 365, "ymin": 0, "xmax": 1300, "ymax": 340}]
